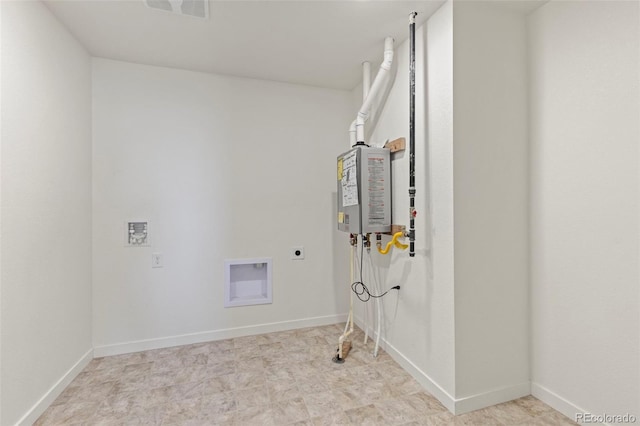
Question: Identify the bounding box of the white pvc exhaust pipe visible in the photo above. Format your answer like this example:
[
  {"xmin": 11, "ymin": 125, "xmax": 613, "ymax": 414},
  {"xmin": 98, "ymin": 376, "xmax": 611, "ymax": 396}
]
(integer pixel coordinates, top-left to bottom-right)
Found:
[
  {"xmin": 363, "ymin": 61, "xmax": 371, "ymax": 102},
  {"xmin": 355, "ymin": 37, "xmax": 394, "ymax": 144},
  {"xmin": 353, "ymin": 62, "xmax": 371, "ymax": 146},
  {"xmin": 349, "ymin": 120, "xmax": 357, "ymax": 146}
]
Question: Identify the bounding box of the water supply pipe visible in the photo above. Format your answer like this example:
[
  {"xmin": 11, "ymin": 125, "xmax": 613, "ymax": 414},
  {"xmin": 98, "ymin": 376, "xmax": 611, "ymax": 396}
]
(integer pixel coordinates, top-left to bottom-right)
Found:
[
  {"xmin": 408, "ymin": 12, "xmax": 417, "ymax": 257},
  {"xmin": 375, "ymin": 284, "xmax": 382, "ymax": 357},
  {"xmin": 370, "ymin": 251, "xmax": 383, "ymax": 358},
  {"xmin": 336, "ymin": 235, "xmax": 356, "ymax": 362}
]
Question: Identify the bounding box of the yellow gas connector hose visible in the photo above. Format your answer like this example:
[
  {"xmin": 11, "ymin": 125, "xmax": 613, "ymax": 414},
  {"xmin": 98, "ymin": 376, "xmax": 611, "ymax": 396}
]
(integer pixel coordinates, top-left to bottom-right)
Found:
[{"xmin": 378, "ymin": 232, "xmax": 408, "ymax": 254}]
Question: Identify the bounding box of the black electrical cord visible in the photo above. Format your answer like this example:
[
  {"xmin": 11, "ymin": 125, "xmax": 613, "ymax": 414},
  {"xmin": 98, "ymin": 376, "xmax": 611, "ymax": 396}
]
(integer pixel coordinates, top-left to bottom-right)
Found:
[
  {"xmin": 351, "ymin": 281, "xmax": 400, "ymax": 302},
  {"xmin": 351, "ymin": 235, "xmax": 400, "ymax": 302}
]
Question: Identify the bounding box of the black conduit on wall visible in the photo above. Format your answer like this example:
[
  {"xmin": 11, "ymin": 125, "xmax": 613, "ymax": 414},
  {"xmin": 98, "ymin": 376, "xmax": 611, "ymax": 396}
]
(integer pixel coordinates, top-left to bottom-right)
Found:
[{"xmin": 409, "ymin": 11, "xmax": 417, "ymax": 257}]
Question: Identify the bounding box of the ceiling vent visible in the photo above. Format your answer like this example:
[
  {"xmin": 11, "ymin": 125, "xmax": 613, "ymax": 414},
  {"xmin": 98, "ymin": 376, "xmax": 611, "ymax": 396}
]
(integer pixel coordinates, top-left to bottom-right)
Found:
[{"xmin": 144, "ymin": 0, "xmax": 209, "ymax": 19}]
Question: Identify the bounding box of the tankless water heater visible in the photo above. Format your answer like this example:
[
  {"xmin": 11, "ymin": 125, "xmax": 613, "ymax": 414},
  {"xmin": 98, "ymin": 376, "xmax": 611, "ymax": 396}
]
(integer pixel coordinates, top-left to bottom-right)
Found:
[{"xmin": 337, "ymin": 146, "xmax": 391, "ymax": 234}]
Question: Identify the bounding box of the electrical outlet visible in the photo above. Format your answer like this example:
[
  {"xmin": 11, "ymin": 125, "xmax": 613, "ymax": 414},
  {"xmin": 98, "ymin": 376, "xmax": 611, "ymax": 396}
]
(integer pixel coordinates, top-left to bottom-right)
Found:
[
  {"xmin": 152, "ymin": 253, "xmax": 163, "ymax": 268},
  {"xmin": 291, "ymin": 246, "xmax": 305, "ymax": 260}
]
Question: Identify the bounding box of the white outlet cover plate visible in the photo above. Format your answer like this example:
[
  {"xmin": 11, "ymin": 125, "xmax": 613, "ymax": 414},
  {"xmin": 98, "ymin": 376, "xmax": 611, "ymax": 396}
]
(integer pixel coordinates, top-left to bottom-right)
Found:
[
  {"xmin": 152, "ymin": 253, "xmax": 163, "ymax": 268},
  {"xmin": 291, "ymin": 246, "xmax": 305, "ymax": 260}
]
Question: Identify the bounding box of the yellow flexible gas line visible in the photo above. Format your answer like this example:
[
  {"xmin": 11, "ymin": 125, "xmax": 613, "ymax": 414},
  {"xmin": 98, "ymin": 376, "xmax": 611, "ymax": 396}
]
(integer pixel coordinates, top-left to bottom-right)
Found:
[{"xmin": 378, "ymin": 232, "xmax": 408, "ymax": 254}]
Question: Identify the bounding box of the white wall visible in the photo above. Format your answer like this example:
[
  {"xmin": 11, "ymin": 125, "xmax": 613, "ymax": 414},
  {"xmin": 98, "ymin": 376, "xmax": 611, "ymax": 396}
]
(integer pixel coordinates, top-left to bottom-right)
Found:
[
  {"xmin": 92, "ymin": 59, "xmax": 352, "ymax": 353},
  {"xmin": 0, "ymin": 2, "xmax": 4, "ymax": 422},
  {"xmin": 424, "ymin": 0, "xmax": 456, "ymax": 399},
  {"xmin": 452, "ymin": 0, "xmax": 529, "ymax": 402},
  {"xmin": 0, "ymin": 2, "xmax": 93, "ymax": 425},
  {"xmin": 529, "ymin": 0, "xmax": 640, "ymax": 418},
  {"xmin": 352, "ymin": 0, "xmax": 529, "ymax": 413},
  {"xmin": 352, "ymin": 1, "xmax": 457, "ymax": 407}
]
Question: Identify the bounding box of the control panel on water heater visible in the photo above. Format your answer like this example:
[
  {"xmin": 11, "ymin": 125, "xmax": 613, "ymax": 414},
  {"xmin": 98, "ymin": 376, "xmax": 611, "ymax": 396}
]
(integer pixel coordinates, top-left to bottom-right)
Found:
[{"xmin": 337, "ymin": 146, "xmax": 391, "ymax": 234}]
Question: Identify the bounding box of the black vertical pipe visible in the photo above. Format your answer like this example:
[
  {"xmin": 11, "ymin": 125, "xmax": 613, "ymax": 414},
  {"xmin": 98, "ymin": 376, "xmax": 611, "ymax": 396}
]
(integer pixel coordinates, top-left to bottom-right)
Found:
[{"xmin": 409, "ymin": 11, "xmax": 417, "ymax": 257}]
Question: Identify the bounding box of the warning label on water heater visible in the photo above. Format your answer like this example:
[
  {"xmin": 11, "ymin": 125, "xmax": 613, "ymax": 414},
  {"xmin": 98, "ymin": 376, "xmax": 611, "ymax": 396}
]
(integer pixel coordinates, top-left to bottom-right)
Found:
[
  {"xmin": 367, "ymin": 155, "xmax": 386, "ymax": 225},
  {"xmin": 341, "ymin": 150, "xmax": 359, "ymax": 207}
]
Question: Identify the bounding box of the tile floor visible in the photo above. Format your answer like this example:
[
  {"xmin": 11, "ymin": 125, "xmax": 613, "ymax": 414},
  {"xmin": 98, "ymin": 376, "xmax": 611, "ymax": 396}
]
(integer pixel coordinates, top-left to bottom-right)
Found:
[{"xmin": 35, "ymin": 324, "xmax": 578, "ymax": 425}]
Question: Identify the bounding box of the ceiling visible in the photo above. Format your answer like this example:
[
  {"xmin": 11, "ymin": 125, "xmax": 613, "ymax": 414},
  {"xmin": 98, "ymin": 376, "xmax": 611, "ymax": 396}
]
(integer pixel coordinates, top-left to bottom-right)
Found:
[{"xmin": 44, "ymin": 0, "xmax": 446, "ymax": 90}]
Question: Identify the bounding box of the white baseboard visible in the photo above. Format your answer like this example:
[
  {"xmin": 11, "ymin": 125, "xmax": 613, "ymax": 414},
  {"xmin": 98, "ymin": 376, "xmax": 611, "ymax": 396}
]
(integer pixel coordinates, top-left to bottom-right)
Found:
[
  {"xmin": 353, "ymin": 316, "xmax": 530, "ymax": 415},
  {"xmin": 454, "ymin": 381, "xmax": 531, "ymax": 415},
  {"xmin": 353, "ymin": 315, "xmax": 457, "ymax": 413},
  {"xmin": 532, "ymin": 382, "xmax": 597, "ymax": 425},
  {"xmin": 16, "ymin": 348, "xmax": 93, "ymax": 426},
  {"xmin": 94, "ymin": 313, "xmax": 348, "ymax": 357}
]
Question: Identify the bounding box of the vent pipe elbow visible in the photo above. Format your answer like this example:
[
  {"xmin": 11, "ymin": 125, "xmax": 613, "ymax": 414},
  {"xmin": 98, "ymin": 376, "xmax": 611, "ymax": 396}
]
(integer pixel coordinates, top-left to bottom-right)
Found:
[{"xmin": 381, "ymin": 37, "xmax": 394, "ymax": 71}]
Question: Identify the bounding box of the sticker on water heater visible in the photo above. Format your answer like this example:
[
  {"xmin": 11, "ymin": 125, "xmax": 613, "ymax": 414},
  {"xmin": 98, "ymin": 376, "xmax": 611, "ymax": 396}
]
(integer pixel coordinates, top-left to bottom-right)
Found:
[
  {"xmin": 367, "ymin": 155, "xmax": 386, "ymax": 225},
  {"xmin": 341, "ymin": 151, "xmax": 359, "ymax": 207}
]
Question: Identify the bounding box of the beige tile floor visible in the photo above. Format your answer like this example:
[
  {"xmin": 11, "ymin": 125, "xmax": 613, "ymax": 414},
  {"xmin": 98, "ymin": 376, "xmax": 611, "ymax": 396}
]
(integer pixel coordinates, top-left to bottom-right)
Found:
[{"xmin": 35, "ymin": 324, "xmax": 578, "ymax": 425}]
